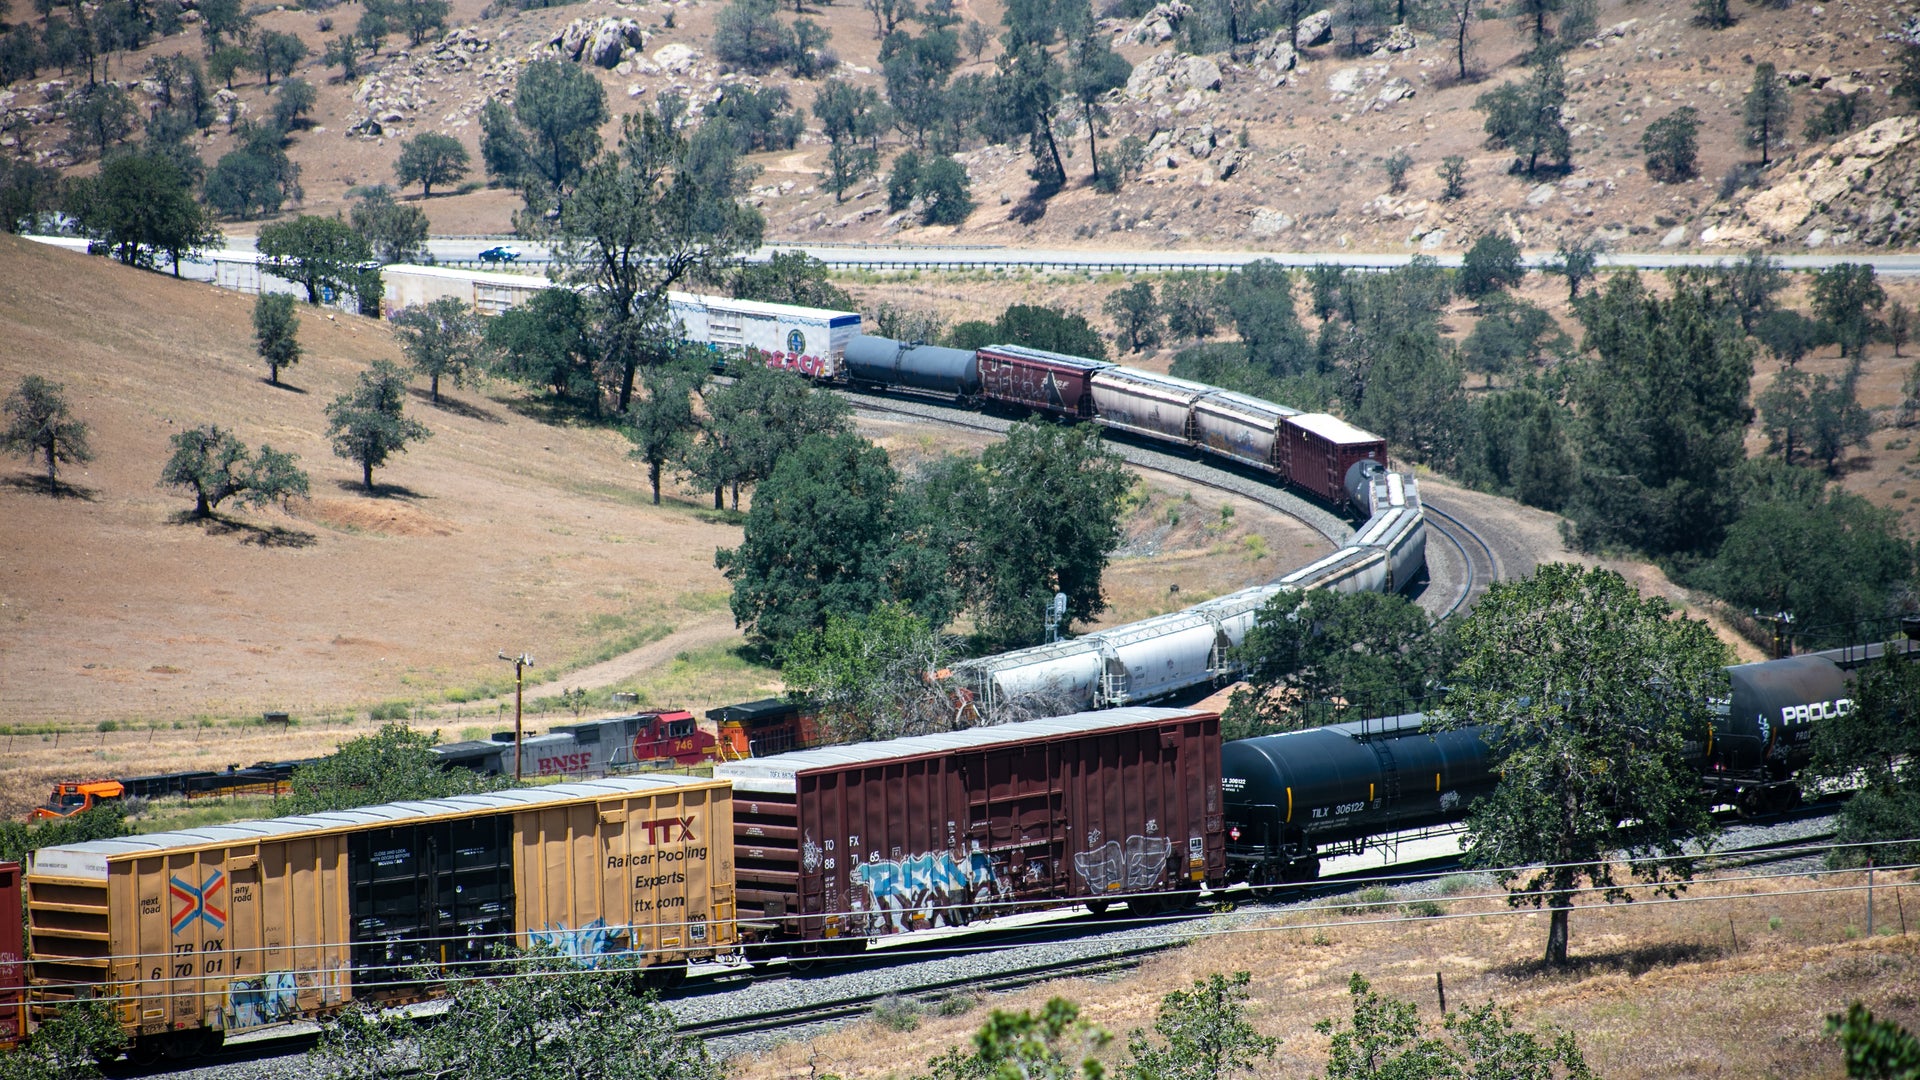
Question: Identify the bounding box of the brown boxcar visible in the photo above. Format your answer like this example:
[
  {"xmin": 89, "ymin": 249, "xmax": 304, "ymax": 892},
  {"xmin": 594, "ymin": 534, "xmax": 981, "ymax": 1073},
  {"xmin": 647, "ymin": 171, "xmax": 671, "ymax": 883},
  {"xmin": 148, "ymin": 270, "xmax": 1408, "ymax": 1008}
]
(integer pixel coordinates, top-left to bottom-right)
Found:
[
  {"xmin": 714, "ymin": 707, "xmax": 1223, "ymax": 951},
  {"xmin": 25, "ymin": 776, "xmax": 734, "ymax": 1054},
  {"xmin": 975, "ymin": 344, "xmax": 1112, "ymax": 419},
  {"xmin": 0, "ymin": 862, "xmax": 22, "ymax": 1049},
  {"xmin": 1282, "ymin": 413, "xmax": 1387, "ymax": 505}
]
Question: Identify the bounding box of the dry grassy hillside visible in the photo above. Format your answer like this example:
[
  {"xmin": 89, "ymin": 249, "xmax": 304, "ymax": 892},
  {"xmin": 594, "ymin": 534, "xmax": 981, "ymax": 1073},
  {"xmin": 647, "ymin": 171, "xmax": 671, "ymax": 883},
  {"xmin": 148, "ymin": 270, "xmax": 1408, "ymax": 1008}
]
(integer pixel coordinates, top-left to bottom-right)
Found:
[{"xmin": 0, "ymin": 234, "xmax": 759, "ymax": 732}]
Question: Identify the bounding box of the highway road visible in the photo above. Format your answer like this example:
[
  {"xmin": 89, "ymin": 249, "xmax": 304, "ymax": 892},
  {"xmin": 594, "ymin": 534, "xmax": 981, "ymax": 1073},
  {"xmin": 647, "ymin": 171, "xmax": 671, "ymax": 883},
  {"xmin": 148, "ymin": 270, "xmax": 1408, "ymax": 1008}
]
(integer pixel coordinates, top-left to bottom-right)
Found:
[
  {"xmin": 29, "ymin": 234, "xmax": 1920, "ymax": 282},
  {"xmin": 315, "ymin": 237, "xmax": 1920, "ymax": 275}
]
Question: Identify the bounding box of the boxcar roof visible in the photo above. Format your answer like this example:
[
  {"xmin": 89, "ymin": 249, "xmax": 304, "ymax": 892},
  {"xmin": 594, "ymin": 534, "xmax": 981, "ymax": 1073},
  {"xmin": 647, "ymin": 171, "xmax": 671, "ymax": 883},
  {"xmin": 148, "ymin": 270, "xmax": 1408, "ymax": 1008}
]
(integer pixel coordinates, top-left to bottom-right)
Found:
[
  {"xmin": 713, "ymin": 707, "xmax": 1206, "ymax": 788},
  {"xmin": 671, "ymin": 290, "xmax": 859, "ymax": 323},
  {"xmin": 975, "ymin": 343, "xmax": 1113, "ymax": 371},
  {"xmin": 31, "ymin": 774, "xmax": 722, "ymax": 866},
  {"xmin": 1289, "ymin": 413, "xmax": 1383, "ymax": 445},
  {"xmin": 383, "ymin": 262, "xmax": 552, "ymax": 288}
]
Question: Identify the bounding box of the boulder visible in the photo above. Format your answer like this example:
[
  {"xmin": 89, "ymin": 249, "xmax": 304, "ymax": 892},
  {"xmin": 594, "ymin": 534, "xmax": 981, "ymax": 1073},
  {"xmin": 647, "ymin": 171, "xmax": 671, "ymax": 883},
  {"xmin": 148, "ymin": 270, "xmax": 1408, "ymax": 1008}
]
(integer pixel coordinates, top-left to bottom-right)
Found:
[
  {"xmin": 557, "ymin": 18, "xmax": 593, "ymax": 59},
  {"xmin": 1125, "ymin": 50, "xmax": 1222, "ymax": 100},
  {"xmin": 588, "ymin": 19, "xmax": 645, "ymax": 67},
  {"xmin": 1125, "ymin": 1, "xmax": 1190, "ymax": 45},
  {"xmin": 1381, "ymin": 23, "xmax": 1414, "ymax": 51},
  {"xmin": 1296, "ymin": 8, "xmax": 1332, "ymax": 47},
  {"xmin": 1249, "ymin": 207, "xmax": 1294, "ymax": 237},
  {"xmin": 1375, "ymin": 77, "xmax": 1412, "ymax": 103},
  {"xmin": 653, "ymin": 42, "xmax": 701, "ymax": 74},
  {"xmin": 1327, "ymin": 66, "xmax": 1362, "ymax": 94},
  {"xmin": 1255, "ymin": 38, "xmax": 1297, "ymax": 70}
]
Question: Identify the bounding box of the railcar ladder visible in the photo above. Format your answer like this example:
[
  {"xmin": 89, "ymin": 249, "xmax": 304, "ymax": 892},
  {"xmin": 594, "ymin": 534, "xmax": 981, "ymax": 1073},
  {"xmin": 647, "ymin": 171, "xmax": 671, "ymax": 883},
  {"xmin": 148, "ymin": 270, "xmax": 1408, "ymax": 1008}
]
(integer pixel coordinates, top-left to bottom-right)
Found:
[{"xmin": 1368, "ymin": 738, "xmax": 1402, "ymax": 803}]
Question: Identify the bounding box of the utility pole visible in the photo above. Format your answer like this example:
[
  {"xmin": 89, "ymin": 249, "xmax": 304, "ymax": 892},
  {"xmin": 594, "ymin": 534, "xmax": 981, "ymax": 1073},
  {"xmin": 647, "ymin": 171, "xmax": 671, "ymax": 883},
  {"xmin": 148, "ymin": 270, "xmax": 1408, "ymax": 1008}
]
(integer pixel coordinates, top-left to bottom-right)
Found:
[
  {"xmin": 1753, "ymin": 610, "xmax": 1794, "ymax": 659},
  {"xmin": 499, "ymin": 651, "xmax": 534, "ymax": 783}
]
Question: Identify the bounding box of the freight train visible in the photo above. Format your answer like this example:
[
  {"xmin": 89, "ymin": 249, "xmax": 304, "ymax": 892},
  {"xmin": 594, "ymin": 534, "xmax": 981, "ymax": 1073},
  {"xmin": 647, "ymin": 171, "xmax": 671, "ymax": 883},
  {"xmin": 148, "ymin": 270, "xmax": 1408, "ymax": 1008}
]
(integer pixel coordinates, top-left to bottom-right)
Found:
[
  {"xmin": 11, "ymin": 644, "xmax": 1876, "ymax": 1059},
  {"xmin": 378, "ymin": 263, "xmax": 1421, "ymax": 718}
]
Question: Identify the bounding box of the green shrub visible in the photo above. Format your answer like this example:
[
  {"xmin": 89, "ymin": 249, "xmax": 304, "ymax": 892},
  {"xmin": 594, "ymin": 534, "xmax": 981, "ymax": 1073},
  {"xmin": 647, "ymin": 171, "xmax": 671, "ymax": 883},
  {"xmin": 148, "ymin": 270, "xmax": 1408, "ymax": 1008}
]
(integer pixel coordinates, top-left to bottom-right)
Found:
[
  {"xmin": 871, "ymin": 995, "xmax": 920, "ymax": 1031},
  {"xmin": 1403, "ymin": 899, "xmax": 1446, "ymax": 918},
  {"xmin": 1334, "ymin": 886, "xmax": 1391, "ymax": 914},
  {"xmin": 369, "ymin": 700, "xmax": 411, "ymax": 721},
  {"xmin": 934, "ymin": 992, "xmax": 977, "ymax": 1016}
]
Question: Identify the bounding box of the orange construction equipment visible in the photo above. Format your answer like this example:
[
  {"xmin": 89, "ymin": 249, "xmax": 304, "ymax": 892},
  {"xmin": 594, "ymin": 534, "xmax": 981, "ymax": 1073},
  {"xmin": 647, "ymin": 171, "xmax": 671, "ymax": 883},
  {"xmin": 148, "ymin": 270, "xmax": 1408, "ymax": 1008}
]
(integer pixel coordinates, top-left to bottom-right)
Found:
[{"xmin": 30, "ymin": 779, "xmax": 125, "ymax": 820}]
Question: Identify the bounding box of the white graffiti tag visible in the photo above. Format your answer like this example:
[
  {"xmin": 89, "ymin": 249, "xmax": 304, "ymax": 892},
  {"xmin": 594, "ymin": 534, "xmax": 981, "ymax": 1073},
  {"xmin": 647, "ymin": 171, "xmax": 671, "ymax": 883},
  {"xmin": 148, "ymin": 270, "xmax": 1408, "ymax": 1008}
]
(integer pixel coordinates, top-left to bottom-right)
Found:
[{"xmin": 1073, "ymin": 835, "xmax": 1174, "ymax": 895}]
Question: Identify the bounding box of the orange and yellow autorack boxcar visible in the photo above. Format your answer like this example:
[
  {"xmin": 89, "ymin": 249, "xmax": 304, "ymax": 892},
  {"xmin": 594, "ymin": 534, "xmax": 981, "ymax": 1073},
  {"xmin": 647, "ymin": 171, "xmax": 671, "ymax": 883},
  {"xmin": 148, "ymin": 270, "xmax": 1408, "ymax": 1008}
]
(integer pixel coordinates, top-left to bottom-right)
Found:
[{"xmin": 24, "ymin": 775, "xmax": 735, "ymax": 1056}]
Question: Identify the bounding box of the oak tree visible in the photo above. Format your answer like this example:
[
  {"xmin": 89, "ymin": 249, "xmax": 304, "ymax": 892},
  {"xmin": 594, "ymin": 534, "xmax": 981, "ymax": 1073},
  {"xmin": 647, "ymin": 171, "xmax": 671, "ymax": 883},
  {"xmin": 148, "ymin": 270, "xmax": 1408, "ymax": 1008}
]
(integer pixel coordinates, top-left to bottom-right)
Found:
[
  {"xmin": 393, "ymin": 131, "xmax": 470, "ymax": 198},
  {"xmin": 391, "ymin": 296, "xmax": 483, "ymax": 403},
  {"xmin": 324, "ymin": 359, "xmax": 430, "ymax": 489},
  {"xmin": 159, "ymin": 424, "xmax": 309, "ymax": 518},
  {"xmin": 1431, "ymin": 564, "xmax": 1729, "ymax": 967},
  {"xmin": 257, "ymin": 215, "xmax": 373, "ymax": 305},
  {"xmin": 252, "ymin": 292, "xmax": 302, "ymax": 385},
  {"xmin": 2, "ymin": 375, "xmax": 93, "ymax": 495}
]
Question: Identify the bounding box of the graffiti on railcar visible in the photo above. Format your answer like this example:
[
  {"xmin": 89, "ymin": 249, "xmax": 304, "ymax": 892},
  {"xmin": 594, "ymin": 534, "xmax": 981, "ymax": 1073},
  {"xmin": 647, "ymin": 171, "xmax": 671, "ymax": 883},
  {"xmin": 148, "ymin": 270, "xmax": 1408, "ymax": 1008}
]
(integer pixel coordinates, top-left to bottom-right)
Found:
[
  {"xmin": 225, "ymin": 971, "xmax": 296, "ymax": 1031},
  {"xmin": 848, "ymin": 846, "xmax": 1003, "ymax": 934},
  {"xmin": 1073, "ymin": 832, "xmax": 1173, "ymax": 895},
  {"xmin": 528, "ymin": 918, "xmax": 625, "ymax": 963}
]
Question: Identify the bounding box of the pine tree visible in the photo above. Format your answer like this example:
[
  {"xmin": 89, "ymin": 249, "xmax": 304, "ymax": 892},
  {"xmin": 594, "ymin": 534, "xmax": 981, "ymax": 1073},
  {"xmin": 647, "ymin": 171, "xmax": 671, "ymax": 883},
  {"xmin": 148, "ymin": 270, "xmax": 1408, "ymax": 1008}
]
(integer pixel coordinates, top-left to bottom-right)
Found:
[{"xmin": 1743, "ymin": 61, "xmax": 1791, "ymax": 166}]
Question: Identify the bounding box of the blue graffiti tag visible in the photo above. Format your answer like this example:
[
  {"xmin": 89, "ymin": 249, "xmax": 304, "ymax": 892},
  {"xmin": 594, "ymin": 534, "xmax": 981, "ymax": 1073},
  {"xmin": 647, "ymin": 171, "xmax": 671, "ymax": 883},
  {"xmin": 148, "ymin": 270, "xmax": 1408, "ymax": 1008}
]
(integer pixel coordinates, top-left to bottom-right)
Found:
[
  {"xmin": 850, "ymin": 847, "xmax": 1002, "ymax": 934},
  {"xmin": 527, "ymin": 919, "xmax": 629, "ymax": 965},
  {"xmin": 226, "ymin": 971, "xmax": 297, "ymax": 1031}
]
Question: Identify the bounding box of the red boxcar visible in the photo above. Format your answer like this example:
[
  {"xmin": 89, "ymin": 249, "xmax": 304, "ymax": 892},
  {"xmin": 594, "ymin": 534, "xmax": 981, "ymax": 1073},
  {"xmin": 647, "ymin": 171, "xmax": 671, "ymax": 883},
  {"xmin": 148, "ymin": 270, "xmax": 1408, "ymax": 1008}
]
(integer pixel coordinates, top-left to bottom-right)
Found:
[
  {"xmin": 975, "ymin": 344, "xmax": 1112, "ymax": 419},
  {"xmin": 0, "ymin": 861, "xmax": 22, "ymax": 1049},
  {"xmin": 714, "ymin": 707, "xmax": 1223, "ymax": 951},
  {"xmin": 1282, "ymin": 413, "xmax": 1387, "ymax": 504}
]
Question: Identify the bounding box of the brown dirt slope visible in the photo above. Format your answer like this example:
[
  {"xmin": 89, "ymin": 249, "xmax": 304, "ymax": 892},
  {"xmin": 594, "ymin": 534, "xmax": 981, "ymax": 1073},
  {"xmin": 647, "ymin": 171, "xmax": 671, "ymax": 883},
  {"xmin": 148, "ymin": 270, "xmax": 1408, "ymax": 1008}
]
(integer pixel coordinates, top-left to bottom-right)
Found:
[{"xmin": 0, "ymin": 233, "xmax": 750, "ymax": 732}]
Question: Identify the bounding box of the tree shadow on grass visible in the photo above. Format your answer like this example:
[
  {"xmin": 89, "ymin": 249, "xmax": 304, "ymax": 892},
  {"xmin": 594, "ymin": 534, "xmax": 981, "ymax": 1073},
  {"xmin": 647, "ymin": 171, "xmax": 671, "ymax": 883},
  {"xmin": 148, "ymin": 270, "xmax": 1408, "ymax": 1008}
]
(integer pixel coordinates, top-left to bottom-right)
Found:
[
  {"xmin": 166, "ymin": 508, "xmax": 318, "ymax": 548},
  {"xmin": 1009, "ymin": 194, "xmax": 1051, "ymax": 225},
  {"xmin": 498, "ymin": 393, "xmax": 603, "ymax": 427},
  {"xmin": 263, "ymin": 379, "xmax": 309, "ymax": 394},
  {"xmin": 1, "ymin": 474, "xmax": 100, "ymax": 500},
  {"xmin": 330, "ymin": 477, "xmax": 429, "ymax": 500},
  {"xmin": 1493, "ymin": 940, "xmax": 1724, "ymax": 982},
  {"xmin": 408, "ymin": 386, "xmax": 505, "ymax": 424}
]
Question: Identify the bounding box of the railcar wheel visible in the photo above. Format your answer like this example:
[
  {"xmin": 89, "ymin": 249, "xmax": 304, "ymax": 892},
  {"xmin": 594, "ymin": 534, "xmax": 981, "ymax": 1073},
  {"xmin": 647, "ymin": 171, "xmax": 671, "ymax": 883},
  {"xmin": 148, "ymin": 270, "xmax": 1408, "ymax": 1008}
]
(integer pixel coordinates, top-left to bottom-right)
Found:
[
  {"xmin": 1084, "ymin": 899, "xmax": 1112, "ymax": 916},
  {"xmin": 1249, "ymin": 865, "xmax": 1286, "ymax": 902},
  {"xmin": 130, "ymin": 1037, "xmax": 167, "ymax": 1067},
  {"xmin": 640, "ymin": 963, "xmax": 687, "ymax": 992}
]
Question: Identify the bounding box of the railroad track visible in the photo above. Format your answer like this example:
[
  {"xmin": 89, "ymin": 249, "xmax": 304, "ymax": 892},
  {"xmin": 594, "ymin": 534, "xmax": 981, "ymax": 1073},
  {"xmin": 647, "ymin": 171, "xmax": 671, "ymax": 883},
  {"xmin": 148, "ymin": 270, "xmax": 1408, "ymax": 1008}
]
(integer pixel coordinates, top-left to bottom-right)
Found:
[
  {"xmin": 841, "ymin": 388, "xmax": 1509, "ymax": 623},
  {"xmin": 1419, "ymin": 498, "xmax": 1501, "ymax": 621}
]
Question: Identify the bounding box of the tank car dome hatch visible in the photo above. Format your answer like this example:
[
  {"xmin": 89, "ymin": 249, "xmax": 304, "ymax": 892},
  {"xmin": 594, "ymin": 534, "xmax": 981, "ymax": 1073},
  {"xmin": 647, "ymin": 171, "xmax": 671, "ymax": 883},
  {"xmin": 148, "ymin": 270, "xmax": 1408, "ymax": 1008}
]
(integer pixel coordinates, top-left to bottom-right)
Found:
[
  {"xmin": 1344, "ymin": 459, "xmax": 1387, "ymax": 512},
  {"xmin": 1715, "ymin": 654, "xmax": 1849, "ymax": 774}
]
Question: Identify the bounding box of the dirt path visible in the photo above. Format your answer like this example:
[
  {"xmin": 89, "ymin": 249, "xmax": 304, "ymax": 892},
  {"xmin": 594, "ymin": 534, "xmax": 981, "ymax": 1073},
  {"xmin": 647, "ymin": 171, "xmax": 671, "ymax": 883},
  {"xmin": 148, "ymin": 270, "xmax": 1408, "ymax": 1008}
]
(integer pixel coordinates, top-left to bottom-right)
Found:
[{"xmin": 436, "ymin": 611, "xmax": 753, "ymax": 715}]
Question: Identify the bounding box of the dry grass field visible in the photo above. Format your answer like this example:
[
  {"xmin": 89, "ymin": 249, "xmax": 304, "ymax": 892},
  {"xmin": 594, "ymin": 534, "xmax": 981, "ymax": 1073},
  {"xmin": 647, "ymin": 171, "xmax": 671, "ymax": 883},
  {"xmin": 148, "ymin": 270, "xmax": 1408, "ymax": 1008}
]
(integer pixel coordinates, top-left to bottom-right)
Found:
[{"xmin": 737, "ymin": 867, "xmax": 1920, "ymax": 1080}]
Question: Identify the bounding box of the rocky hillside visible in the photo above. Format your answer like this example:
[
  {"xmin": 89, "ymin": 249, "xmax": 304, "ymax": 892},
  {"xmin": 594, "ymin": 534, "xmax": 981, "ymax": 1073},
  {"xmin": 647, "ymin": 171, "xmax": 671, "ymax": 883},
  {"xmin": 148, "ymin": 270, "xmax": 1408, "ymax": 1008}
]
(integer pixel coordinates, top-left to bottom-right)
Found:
[
  {"xmin": 1710, "ymin": 114, "xmax": 1920, "ymax": 247},
  {"xmin": 1, "ymin": 0, "xmax": 1915, "ymax": 251}
]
